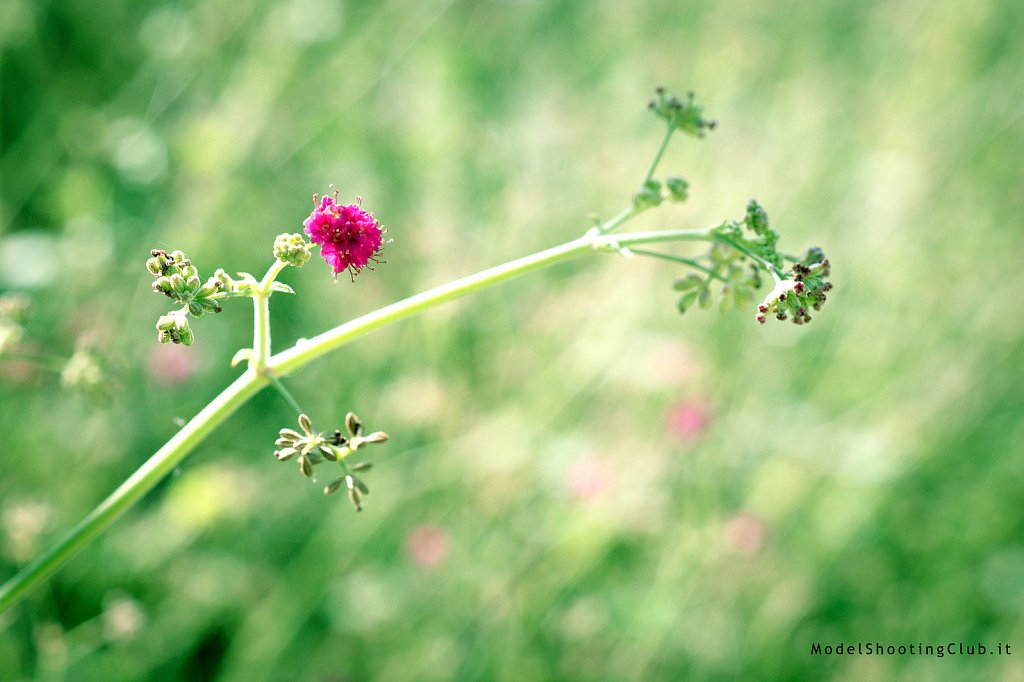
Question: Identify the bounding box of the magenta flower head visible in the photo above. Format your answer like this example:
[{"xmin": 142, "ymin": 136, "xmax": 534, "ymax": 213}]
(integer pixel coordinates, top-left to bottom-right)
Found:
[{"xmin": 303, "ymin": 189, "xmax": 385, "ymax": 281}]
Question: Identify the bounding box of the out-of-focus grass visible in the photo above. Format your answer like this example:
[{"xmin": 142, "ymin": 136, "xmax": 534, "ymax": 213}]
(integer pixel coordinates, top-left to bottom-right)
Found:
[{"xmin": 2, "ymin": 0, "xmax": 1023, "ymax": 679}]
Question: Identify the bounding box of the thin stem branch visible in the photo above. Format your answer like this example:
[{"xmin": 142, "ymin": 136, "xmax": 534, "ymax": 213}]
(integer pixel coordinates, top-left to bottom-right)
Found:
[
  {"xmin": 268, "ymin": 374, "xmax": 304, "ymax": 418},
  {"xmin": 642, "ymin": 125, "xmax": 675, "ymax": 188},
  {"xmin": 597, "ymin": 207, "xmax": 637, "ymax": 235},
  {"xmin": 715, "ymin": 234, "xmax": 782, "ymax": 283},
  {"xmin": 629, "ymin": 248, "xmax": 728, "ymax": 282},
  {"xmin": 611, "ymin": 225, "xmax": 720, "ymax": 248}
]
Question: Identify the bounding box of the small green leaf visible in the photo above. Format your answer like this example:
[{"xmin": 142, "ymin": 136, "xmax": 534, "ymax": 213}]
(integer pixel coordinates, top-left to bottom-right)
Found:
[
  {"xmin": 677, "ymin": 290, "xmax": 699, "ymax": 314},
  {"xmin": 673, "ymin": 274, "xmax": 704, "ymax": 291},
  {"xmin": 698, "ymin": 287, "xmax": 712, "ymax": 310}
]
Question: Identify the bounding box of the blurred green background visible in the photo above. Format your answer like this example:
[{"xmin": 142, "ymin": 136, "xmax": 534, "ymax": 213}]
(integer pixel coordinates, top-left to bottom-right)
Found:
[{"xmin": 2, "ymin": 0, "xmax": 1023, "ymax": 679}]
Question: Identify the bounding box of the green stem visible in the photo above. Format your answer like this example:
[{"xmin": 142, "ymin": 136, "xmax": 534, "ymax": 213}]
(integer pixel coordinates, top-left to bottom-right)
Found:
[
  {"xmin": 0, "ymin": 370, "xmax": 267, "ymax": 613},
  {"xmin": 251, "ymin": 259, "xmax": 289, "ymax": 373},
  {"xmin": 642, "ymin": 124, "xmax": 675, "ymax": 188},
  {"xmin": 715, "ymin": 235, "xmax": 782, "ymax": 282},
  {"xmin": 0, "ymin": 224, "xmax": 719, "ymax": 613},
  {"xmin": 270, "ymin": 236, "xmax": 595, "ymax": 376},
  {"xmin": 268, "ymin": 374, "xmax": 304, "ymax": 418},
  {"xmin": 629, "ymin": 248, "xmax": 728, "ymax": 282},
  {"xmin": 598, "ymin": 207, "xmax": 638, "ymax": 235},
  {"xmin": 598, "ymin": 125, "xmax": 674, "ymax": 237},
  {"xmin": 270, "ymin": 226, "xmax": 715, "ymax": 377}
]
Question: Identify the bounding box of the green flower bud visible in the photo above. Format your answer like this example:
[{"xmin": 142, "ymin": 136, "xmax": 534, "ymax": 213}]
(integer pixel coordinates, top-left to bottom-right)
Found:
[
  {"xmin": 744, "ymin": 199, "xmax": 769, "ymax": 236},
  {"xmin": 633, "ymin": 179, "xmax": 663, "ymax": 209},
  {"xmin": 169, "ymin": 273, "xmax": 186, "ymax": 295},
  {"xmin": 155, "ymin": 314, "xmax": 177, "ymax": 331},
  {"xmin": 666, "ymin": 176, "xmax": 689, "ymax": 202},
  {"xmin": 274, "ymin": 233, "xmax": 311, "ymax": 268},
  {"xmin": 648, "ymin": 89, "xmax": 716, "ymax": 137}
]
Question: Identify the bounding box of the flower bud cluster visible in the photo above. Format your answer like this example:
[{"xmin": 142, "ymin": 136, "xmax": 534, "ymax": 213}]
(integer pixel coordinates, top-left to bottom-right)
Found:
[
  {"xmin": 726, "ymin": 199, "xmax": 783, "ymax": 270},
  {"xmin": 274, "ymin": 412, "xmax": 388, "ymax": 511},
  {"xmin": 664, "ymin": 200, "xmax": 833, "ymax": 327},
  {"xmin": 273, "ymin": 232, "xmax": 311, "ymax": 268},
  {"xmin": 147, "ymin": 249, "xmax": 234, "ymax": 346},
  {"xmin": 648, "ymin": 88, "xmax": 717, "ymax": 137},
  {"xmin": 755, "ymin": 251, "xmax": 832, "ymax": 325},
  {"xmin": 147, "ymin": 249, "xmax": 225, "ymax": 316},
  {"xmin": 155, "ymin": 310, "xmax": 194, "ymax": 346},
  {"xmin": 633, "ymin": 176, "xmax": 690, "ymax": 209}
]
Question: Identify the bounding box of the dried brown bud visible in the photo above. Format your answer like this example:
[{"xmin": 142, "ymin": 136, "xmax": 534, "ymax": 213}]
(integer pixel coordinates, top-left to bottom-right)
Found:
[{"xmin": 345, "ymin": 412, "xmax": 362, "ymax": 437}]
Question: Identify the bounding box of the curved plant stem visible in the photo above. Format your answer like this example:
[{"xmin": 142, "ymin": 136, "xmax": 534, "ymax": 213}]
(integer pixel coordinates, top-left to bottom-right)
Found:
[
  {"xmin": 0, "ymin": 222, "xmax": 719, "ymax": 613},
  {"xmin": 0, "ymin": 370, "xmax": 267, "ymax": 613}
]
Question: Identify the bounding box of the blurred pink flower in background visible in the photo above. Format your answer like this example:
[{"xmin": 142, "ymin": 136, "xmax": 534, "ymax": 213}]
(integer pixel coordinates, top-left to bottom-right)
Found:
[
  {"xmin": 567, "ymin": 457, "xmax": 615, "ymax": 503},
  {"xmin": 666, "ymin": 397, "xmax": 712, "ymax": 443},
  {"xmin": 725, "ymin": 511, "xmax": 767, "ymax": 555},
  {"xmin": 405, "ymin": 523, "xmax": 451, "ymax": 569},
  {"xmin": 148, "ymin": 342, "xmax": 201, "ymax": 385}
]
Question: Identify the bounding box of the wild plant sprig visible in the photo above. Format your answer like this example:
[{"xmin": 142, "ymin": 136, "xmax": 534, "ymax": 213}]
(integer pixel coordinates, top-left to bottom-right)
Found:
[{"xmin": 0, "ymin": 87, "xmax": 833, "ymax": 613}]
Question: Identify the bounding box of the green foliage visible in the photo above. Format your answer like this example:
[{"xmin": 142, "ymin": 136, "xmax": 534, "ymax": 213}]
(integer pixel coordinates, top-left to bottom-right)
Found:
[{"xmin": 1, "ymin": 0, "xmax": 1023, "ymax": 680}]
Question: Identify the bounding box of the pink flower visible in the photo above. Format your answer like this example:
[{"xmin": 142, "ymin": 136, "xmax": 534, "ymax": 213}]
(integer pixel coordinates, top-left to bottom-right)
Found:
[
  {"xmin": 725, "ymin": 511, "xmax": 767, "ymax": 554},
  {"xmin": 404, "ymin": 523, "xmax": 451, "ymax": 569},
  {"xmin": 666, "ymin": 398, "xmax": 712, "ymax": 443},
  {"xmin": 303, "ymin": 191, "xmax": 384, "ymax": 280},
  {"xmin": 148, "ymin": 342, "xmax": 201, "ymax": 385},
  {"xmin": 567, "ymin": 457, "xmax": 615, "ymax": 503}
]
